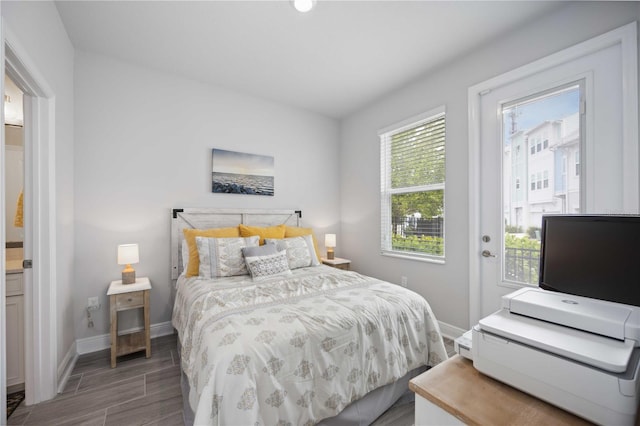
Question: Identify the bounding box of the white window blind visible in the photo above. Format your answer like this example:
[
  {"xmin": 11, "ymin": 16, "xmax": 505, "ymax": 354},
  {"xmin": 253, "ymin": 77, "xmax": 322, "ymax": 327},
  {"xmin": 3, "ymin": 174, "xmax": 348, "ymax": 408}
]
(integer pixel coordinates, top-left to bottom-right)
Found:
[{"xmin": 380, "ymin": 106, "xmax": 446, "ymax": 261}]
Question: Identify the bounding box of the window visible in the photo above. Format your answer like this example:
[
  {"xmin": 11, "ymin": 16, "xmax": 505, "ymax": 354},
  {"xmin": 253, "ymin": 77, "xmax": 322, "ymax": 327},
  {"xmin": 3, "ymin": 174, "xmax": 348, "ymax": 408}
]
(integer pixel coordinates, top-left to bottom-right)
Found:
[
  {"xmin": 380, "ymin": 106, "xmax": 445, "ymax": 261},
  {"xmin": 516, "ymin": 178, "xmax": 521, "ymax": 190},
  {"xmin": 503, "ymin": 84, "xmax": 581, "ymax": 286},
  {"xmin": 575, "ymin": 151, "xmax": 580, "ymax": 176}
]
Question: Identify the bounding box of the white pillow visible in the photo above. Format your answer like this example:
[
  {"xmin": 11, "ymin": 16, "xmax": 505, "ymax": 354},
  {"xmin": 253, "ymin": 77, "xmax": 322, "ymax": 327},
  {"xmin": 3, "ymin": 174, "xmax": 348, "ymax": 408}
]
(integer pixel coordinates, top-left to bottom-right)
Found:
[
  {"xmin": 265, "ymin": 235, "xmax": 320, "ymax": 269},
  {"xmin": 244, "ymin": 250, "xmax": 292, "ymax": 281},
  {"xmin": 196, "ymin": 235, "xmax": 259, "ymax": 278},
  {"xmin": 241, "ymin": 242, "xmax": 278, "ymax": 258}
]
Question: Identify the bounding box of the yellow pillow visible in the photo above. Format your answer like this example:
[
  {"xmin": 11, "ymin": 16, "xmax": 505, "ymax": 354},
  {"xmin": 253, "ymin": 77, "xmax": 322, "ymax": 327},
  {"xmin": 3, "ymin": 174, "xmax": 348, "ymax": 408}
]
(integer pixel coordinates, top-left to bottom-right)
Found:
[
  {"xmin": 183, "ymin": 227, "xmax": 240, "ymax": 277},
  {"xmin": 285, "ymin": 225, "xmax": 321, "ymax": 261},
  {"xmin": 239, "ymin": 224, "xmax": 286, "ymax": 245}
]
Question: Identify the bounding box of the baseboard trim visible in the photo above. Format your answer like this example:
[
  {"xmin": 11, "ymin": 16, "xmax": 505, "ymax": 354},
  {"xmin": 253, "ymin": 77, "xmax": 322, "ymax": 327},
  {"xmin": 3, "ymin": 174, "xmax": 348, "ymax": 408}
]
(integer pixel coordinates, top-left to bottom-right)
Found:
[
  {"xmin": 75, "ymin": 321, "xmax": 174, "ymax": 355},
  {"xmin": 438, "ymin": 320, "xmax": 467, "ymax": 340},
  {"xmin": 57, "ymin": 341, "xmax": 78, "ymax": 394}
]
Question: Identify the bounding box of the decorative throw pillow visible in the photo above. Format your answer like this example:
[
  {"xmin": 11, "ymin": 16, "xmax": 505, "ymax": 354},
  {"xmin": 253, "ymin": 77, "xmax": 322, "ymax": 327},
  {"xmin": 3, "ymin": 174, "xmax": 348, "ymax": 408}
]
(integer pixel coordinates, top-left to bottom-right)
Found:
[
  {"xmin": 239, "ymin": 224, "xmax": 286, "ymax": 245},
  {"xmin": 244, "ymin": 250, "xmax": 292, "ymax": 281},
  {"xmin": 241, "ymin": 242, "xmax": 278, "ymax": 258},
  {"xmin": 196, "ymin": 235, "xmax": 259, "ymax": 278},
  {"xmin": 183, "ymin": 227, "xmax": 240, "ymax": 277},
  {"xmin": 284, "ymin": 226, "xmax": 321, "ymax": 261},
  {"xmin": 265, "ymin": 235, "xmax": 320, "ymax": 269}
]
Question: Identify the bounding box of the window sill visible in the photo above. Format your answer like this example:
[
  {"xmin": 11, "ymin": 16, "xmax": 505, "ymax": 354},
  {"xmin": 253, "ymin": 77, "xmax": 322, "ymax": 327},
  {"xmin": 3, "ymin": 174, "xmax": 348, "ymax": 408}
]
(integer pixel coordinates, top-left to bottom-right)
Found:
[{"xmin": 381, "ymin": 251, "xmax": 445, "ymax": 265}]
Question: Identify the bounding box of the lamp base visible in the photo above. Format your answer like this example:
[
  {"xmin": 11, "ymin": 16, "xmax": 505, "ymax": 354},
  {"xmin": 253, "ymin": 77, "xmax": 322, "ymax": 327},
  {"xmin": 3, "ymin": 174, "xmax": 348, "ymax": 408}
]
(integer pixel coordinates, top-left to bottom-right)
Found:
[
  {"xmin": 327, "ymin": 249, "xmax": 335, "ymax": 260},
  {"xmin": 122, "ymin": 270, "xmax": 136, "ymax": 285}
]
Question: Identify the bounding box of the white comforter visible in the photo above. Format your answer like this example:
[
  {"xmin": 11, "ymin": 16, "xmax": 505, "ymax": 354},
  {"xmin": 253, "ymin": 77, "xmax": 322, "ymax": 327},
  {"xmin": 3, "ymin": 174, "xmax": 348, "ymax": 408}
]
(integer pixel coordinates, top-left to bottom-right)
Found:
[{"xmin": 172, "ymin": 265, "xmax": 447, "ymax": 425}]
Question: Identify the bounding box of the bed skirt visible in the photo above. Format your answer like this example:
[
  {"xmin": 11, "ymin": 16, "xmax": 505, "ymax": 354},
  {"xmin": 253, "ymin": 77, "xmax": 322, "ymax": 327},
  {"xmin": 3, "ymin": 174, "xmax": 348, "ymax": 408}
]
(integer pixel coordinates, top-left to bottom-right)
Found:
[{"xmin": 180, "ymin": 363, "xmax": 425, "ymax": 426}]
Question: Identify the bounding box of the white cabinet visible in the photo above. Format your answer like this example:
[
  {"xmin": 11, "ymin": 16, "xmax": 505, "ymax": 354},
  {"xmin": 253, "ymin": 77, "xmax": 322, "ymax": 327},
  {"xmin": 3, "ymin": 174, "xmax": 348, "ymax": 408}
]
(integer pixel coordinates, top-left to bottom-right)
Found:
[
  {"xmin": 415, "ymin": 394, "xmax": 463, "ymax": 425},
  {"xmin": 6, "ymin": 273, "xmax": 25, "ymax": 390},
  {"xmin": 410, "ymin": 355, "xmax": 588, "ymax": 426}
]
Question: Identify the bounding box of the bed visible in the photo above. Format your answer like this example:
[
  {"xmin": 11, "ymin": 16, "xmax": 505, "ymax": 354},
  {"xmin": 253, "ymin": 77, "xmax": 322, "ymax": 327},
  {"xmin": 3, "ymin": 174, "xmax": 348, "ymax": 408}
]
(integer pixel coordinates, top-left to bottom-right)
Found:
[{"xmin": 170, "ymin": 208, "xmax": 448, "ymax": 425}]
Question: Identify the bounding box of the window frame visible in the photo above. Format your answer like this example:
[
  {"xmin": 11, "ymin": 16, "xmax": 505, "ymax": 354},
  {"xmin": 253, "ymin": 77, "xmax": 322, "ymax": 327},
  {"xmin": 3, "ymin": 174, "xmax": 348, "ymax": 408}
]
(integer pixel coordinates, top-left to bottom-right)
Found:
[{"xmin": 379, "ymin": 105, "xmax": 446, "ymax": 264}]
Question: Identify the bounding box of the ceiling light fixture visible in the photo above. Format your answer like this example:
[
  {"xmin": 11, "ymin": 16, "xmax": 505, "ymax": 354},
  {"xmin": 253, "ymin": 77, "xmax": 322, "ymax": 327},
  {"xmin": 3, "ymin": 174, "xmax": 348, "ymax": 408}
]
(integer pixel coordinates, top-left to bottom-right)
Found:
[{"xmin": 292, "ymin": 0, "xmax": 315, "ymax": 13}]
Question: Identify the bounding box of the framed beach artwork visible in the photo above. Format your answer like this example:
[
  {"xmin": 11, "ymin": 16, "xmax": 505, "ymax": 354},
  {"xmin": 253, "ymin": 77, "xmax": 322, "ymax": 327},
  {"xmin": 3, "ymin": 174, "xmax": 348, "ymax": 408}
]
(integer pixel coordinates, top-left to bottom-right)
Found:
[{"xmin": 211, "ymin": 148, "xmax": 274, "ymax": 196}]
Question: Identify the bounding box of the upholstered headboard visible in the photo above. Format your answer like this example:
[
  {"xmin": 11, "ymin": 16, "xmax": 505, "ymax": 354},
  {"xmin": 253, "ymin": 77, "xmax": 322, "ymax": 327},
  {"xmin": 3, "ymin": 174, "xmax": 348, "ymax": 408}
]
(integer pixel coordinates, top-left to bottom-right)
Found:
[{"xmin": 171, "ymin": 208, "xmax": 301, "ymax": 279}]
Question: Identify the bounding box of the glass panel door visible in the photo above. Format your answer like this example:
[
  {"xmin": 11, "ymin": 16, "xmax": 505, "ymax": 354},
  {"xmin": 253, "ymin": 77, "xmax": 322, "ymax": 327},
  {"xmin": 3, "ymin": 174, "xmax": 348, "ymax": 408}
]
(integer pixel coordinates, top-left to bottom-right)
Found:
[{"xmin": 501, "ymin": 83, "xmax": 582, "ymax": 285}]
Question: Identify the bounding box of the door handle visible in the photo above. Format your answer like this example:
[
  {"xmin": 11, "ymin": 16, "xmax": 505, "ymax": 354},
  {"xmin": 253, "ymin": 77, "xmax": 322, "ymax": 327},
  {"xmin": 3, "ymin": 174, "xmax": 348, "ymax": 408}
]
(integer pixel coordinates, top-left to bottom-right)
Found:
[{"xmin": 482, "ymin": 250, "xmax": 496, "ymax": 258}]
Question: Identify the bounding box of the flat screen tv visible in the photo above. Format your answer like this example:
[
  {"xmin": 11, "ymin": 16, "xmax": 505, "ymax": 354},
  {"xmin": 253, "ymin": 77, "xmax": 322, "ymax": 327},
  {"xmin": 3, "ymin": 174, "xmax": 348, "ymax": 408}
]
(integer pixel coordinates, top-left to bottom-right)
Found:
[{"xmin": 539, "ymin": 214, "xmax": 640, "ymax": 307}]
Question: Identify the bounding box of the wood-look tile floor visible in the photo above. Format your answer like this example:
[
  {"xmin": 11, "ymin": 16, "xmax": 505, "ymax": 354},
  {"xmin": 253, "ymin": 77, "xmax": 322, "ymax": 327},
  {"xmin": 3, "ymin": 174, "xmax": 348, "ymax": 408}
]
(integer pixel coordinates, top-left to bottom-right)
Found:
[
  {"xmin": 8, "ymin": 334, "xmax": 183, "ymax": 426},
  {"xmin": 7, "ymin": 334, "xmax": 456, "ymax": 426}
]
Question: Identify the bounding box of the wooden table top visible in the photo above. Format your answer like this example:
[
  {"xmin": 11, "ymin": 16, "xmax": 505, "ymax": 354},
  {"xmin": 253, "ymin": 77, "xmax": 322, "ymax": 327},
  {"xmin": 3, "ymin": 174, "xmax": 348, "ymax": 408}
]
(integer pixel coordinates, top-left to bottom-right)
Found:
[{"xmin": 409, "ymin": 355, "xmax": 593, "ymax": 426}]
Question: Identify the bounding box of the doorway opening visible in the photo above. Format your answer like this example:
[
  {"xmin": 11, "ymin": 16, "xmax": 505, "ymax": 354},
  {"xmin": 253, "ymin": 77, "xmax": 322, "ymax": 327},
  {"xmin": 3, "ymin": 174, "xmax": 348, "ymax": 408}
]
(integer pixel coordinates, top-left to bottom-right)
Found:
[
  {"xmin": 2, "ymin": 36, "xmax": 59, "ymax": 421},
  {"xmin": 4, "ymin": 73, "xmax": 26, "ymax": 417}
]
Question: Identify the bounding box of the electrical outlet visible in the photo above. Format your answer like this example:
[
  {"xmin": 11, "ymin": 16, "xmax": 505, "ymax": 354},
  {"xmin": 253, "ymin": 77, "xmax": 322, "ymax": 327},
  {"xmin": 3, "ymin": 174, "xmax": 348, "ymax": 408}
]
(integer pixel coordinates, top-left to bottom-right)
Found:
[
  {"xmin": 88, "ymin": 296, "xmax": 100, "ymax": 310},
  {"xmin": 401, "ymin": 276, "xmax": 408, "ymax": 287},
  {"xmin": 87, "ymin": 308, "xmax": 94, "ymax": 328}
]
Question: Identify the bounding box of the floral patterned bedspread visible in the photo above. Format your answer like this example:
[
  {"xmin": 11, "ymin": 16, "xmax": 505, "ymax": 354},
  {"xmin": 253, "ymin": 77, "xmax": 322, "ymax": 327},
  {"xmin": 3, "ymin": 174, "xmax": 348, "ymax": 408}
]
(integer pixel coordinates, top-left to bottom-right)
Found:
[{"xmin": 172, "ymin": 265, "xmax": 447, "ymax": 425}]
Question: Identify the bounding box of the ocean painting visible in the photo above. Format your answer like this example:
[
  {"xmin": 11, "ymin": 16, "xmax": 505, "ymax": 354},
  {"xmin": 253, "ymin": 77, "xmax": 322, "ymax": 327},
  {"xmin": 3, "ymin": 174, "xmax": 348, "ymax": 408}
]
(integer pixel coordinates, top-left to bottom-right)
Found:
[{"xmin": 211, "ymin": 148, "xmax": 274, "ymax": 196}]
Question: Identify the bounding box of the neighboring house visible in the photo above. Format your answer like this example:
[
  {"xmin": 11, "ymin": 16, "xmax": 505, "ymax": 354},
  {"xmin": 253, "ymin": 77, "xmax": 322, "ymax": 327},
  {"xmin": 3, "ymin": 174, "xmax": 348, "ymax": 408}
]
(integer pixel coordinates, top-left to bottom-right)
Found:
[{"xmin": 504, "ymin": 112, "xmax": 581, "ymax": 232}]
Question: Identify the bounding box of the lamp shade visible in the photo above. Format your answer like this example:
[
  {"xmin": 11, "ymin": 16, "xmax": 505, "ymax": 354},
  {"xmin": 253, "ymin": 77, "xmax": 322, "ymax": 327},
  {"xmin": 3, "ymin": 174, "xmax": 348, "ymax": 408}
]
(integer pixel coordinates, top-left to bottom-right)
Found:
[
  {"xmin": 117, "ymin": 244, "xmax": 139, "ymax": 265},
  {"xmin": 325, "ymin": 234, "xmax": 336, "ymax": 248}
]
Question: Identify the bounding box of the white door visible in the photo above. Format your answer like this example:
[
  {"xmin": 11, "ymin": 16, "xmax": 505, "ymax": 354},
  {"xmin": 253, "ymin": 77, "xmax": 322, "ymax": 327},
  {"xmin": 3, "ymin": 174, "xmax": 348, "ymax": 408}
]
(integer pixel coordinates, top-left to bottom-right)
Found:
[
  {"xmin": 470, "ymin": 24, "xmax": 638, "ymax": 324},
  {"xmin": 479, "ymin": 79, "xmax": 584, "ymax": 319}
]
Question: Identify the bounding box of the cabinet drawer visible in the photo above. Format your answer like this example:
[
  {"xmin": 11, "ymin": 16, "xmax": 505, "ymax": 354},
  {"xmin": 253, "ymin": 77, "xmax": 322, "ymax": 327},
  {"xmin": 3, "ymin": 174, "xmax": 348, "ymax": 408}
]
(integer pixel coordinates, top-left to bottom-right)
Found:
[
  {"xmin": 6, "ymin": 273, "xmax": 24, "ymax": 296},
  {"xmin": 115, "ymin": 291, "xmax": 144, "ymax": 310}
]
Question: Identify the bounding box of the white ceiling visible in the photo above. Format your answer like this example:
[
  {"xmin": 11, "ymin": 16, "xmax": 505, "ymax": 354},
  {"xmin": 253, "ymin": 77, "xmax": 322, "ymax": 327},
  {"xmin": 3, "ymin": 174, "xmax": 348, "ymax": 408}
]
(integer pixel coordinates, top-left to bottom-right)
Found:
[{"xmin": 55, "ymin": 1, "xmax": 566, "ymax": 119}]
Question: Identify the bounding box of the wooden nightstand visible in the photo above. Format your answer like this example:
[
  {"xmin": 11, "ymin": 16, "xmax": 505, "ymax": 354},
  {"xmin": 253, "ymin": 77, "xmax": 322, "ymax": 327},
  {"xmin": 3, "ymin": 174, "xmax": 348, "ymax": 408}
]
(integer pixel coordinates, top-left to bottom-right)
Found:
[
  {"xmin": 321, "ymin": 257, "xmax": 351, "ymax": 270},
  {"xmin": 107, "ymin": 277, "xmax": 151, "ymax": 368}
]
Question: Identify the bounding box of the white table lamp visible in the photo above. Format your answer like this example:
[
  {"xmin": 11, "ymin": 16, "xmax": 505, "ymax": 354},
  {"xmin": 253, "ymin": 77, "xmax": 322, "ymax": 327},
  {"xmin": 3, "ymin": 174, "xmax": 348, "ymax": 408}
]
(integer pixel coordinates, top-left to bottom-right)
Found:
[
  {"xmin": 325, "ymin": 234, "xmax": 336, "ymax": 260},
  {"xmin": 117, "ymin": 243, "xmax": 139, "ymax": 284}
]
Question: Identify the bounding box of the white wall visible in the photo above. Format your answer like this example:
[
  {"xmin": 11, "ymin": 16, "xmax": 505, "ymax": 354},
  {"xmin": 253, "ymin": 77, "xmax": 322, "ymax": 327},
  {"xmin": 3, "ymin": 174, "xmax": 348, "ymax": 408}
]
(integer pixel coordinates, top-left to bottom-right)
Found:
[
  {"xmin": 2, "ymin": 0, "xmax": 76, "ymax": 375},
  {"xmin": 339, "ymin": 2, "xmax": 640, "ymax": 331},
  {"xmin": 74, "ymin": 51, "xmax": 340, "ymax": 339}
]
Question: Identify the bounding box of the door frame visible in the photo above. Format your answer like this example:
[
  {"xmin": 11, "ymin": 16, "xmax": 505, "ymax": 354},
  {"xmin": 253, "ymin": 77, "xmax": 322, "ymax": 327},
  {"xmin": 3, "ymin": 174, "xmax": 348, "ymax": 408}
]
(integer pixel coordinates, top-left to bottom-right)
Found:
[
  {"xmin": 467, "ymin": 22, "xmax": 638, "ymax": 327},
  {"xmin": 2, "ymin": 22, "xmax": 58, "ymax": 410}
]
